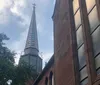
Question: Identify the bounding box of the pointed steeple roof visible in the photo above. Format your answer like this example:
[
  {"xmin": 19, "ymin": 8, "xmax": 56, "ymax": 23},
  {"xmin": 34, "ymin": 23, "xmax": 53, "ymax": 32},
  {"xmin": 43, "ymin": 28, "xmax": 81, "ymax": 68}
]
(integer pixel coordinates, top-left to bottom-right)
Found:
[{"xmin": 24, "ymin": 4, "xmax": 39, "ymax": 55}]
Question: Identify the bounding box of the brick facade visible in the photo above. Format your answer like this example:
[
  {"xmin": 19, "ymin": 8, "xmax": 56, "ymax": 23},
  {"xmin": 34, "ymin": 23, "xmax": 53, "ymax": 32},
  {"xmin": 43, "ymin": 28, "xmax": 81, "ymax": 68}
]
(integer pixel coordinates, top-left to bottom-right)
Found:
[
  {"xmin": 33, "ymin": 0, "xmax": 100, "ymax": 85},
  {"xmin": 33, "ymin": 56, "xmax": 54, "ymax": 85}
]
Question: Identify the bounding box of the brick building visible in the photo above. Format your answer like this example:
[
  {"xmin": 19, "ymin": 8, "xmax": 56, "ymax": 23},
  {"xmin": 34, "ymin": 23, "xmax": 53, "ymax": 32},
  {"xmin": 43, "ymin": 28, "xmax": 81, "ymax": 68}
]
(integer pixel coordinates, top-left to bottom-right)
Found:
[{"xmin": 33, "ymin": 0, "xmax": 100, "ymax": 85}]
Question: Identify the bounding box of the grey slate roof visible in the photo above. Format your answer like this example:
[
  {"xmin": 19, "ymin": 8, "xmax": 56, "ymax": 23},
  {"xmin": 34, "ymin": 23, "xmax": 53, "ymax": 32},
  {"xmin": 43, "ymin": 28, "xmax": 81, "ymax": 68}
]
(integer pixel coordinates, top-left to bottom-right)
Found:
[{"xmin": 24, "ymin": 6, "xmax": 39, "ymax": 55}]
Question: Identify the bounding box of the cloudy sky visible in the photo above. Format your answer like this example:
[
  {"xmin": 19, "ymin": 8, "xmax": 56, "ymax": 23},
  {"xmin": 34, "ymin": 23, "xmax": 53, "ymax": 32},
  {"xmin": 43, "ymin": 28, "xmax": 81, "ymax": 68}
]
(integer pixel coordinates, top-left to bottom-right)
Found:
[{"xmin": 0, "ymin": 0, "xmax": 55, "ymax": 67}]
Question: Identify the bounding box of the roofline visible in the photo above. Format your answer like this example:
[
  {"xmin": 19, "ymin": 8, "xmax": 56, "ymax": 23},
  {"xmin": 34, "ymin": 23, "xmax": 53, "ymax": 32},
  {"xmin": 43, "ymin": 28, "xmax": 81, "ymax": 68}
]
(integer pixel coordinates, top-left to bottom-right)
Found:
[
  {"xmin": 33, "ymin": 55, "xmax": 54, "ymax": 85},
  {"xmin": 52, "ymin": 0, "xmax": 60, "ymax": 20},
  {"xmin": 52, "ymin": 0, "xmax": 57, "ymax": 19}
]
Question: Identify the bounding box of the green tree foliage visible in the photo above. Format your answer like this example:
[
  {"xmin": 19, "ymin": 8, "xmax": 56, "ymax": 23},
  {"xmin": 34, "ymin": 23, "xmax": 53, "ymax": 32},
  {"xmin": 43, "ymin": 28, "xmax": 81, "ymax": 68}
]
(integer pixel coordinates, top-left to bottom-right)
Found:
[
  {"xmin": 0, "ymin": 33, "xmax": 9, "ymax": 46},
  {"xmin": 0, "ymin": 33, "xmax": 38, "ymax": 85},
  {"xmin": 0, "ymin": 33, "xmax": 15, "ymax": 85},
  {"xmin": 0, "ymin": 33, "xmax": 15, "ymax": 63},
  {"xmin": 0, "ymin": 58, "xmax": 15, "ymax": 85},
  {"xmin": 12, "ymin": 61, "xmax": 38, "ymax": 85}
]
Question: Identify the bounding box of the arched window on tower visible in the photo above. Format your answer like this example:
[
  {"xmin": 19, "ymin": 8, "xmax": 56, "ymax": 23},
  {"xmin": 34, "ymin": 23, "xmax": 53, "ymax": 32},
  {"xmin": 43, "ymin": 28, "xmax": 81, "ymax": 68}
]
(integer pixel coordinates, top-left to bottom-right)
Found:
[
  {"xmin": 49, "ymin": 71, "xmax": 54, "ymax": 85},
  {"xmin": 45, "ymin": 77, "xmax": 48, "ymax": 85}
]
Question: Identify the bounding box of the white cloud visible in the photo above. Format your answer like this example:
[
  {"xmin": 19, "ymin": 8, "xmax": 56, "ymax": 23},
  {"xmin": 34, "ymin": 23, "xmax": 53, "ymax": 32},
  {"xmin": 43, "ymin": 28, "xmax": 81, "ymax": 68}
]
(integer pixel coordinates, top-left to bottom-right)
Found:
[
  {"xmin": 39, "ymin": 0, "xmax": 49, "ymax": 3},
  {"xmin": 0, "ymin": 0, "xmax": 54, "ymax": 65},
  {"xmin": 41, "ymin": 52, "xmax": 53, "ymax": 68},
  {"xmin": 37, "ymin": 24, "xmax": 43, "ymax": 33},
  {"xmin": 8, "ymin": 28, "xmax": 28, "ymax": 64},
  {"xmin": 0, "ymin": 0, "xmax": 13, "ymax": 24},
  {"xmin": 50, "ymin": 32, "xmax": 54, "ymax": 41},
  {"xmin": 0, "ymin": 0, "xmax": 13, "ymax": 11},
  {"xmin": 37, "ymin": 23, "xmax": 47, "ymax": 35},
  {"xmin": 10, "ymin": 6, "xmax": 19, "ymax": 15},
  {"xmin": 51, "ymin": 35, "xmax": 54, "ymax": 41},
  {"xmin": 10, "ymin": 0, "xmax": 26, "ymax": 16},
  {"xmin": 0, "ymin": 11, "xmax": 9, "ymax": 24},
  {"xmin": 10, "ymin": 0, "xmax": 30, "ymax": 27},
  {"xmin": 53, "ymin": 0, "xmax": 56, "ymax": 5},
  {"xmin": 15, "ymin": 51, "xmax": 22, "ymax": 65}
]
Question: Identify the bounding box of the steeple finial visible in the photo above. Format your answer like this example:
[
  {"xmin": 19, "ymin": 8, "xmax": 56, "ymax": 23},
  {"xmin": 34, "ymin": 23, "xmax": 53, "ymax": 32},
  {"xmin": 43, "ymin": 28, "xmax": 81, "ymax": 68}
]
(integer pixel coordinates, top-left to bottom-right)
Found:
[
  {"xmin": 24, "ymin": 3, "xmax": 39, "ymax": 55},
  {"xmin": 19, "ymin": 3, "xmax": 42, "ymax": 75},
  {"xmin": 33, "ymin": 3, "xmax": 36, "ymax": 9}
]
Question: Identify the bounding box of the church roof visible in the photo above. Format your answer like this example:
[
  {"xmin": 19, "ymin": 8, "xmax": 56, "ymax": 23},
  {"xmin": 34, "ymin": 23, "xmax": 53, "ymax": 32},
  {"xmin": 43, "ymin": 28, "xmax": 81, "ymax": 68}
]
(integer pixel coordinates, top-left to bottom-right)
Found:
[
  {"xmin": 52, "ymin": 0, "xmax": 60, "ymax": 20},
  {"xmin": 24, "ymin": 5, "xmax": 39, "ymax": 54}
]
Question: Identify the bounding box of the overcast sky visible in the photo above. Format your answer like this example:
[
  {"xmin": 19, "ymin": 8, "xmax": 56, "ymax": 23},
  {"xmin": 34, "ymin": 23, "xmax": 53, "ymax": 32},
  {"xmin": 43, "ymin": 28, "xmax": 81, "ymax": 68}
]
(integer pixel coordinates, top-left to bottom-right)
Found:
[{"xmin": 0, "ymin": 0, "xmax": 55, "ymax": 67}]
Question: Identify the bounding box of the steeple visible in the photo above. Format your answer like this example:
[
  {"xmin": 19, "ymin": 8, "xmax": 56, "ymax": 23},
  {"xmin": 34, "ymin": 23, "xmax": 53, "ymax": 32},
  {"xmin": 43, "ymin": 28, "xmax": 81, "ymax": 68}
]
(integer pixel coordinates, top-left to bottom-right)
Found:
[
  {"xmin": 19, "ymin": 4, "xmax": 42, "ymax": 75},
  {"xmin": 24, "ymin": 4, "xmax": 39, "ymax": 56}
]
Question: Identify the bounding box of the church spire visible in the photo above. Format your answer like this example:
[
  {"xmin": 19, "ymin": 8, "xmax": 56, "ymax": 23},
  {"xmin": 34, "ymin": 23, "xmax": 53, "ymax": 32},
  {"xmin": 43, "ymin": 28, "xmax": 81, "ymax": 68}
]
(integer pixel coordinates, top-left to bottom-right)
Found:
[
  {"xmin": 19, "ymin": 4, "xmax": 42, "ymax": 75},
  {"xmin": 24, "ymin": 4, "xmax": 39, "ymax": 55}
]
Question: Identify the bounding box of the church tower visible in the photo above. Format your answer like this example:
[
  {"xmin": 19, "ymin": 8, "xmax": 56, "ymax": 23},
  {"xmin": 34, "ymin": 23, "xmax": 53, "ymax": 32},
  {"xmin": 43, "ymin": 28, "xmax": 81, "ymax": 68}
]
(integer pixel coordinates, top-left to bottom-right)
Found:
[{"xmin": 20, "ymin": 4, "xmax": 42, "ymax": 75}]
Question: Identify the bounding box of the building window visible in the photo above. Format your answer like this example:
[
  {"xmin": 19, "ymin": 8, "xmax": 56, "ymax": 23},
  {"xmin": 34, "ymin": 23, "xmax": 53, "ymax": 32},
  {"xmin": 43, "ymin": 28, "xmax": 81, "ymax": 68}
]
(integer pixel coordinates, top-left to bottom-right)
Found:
[
  {"xmin": 80, "ymin": 77, "xmax": 88, "ymax": 85},
  {"xmin": 86, "ymin": 0, "xmax": 100, "ymax": 74},
  {"xmin": 92, "ymin": 26, "xmax": 100, "ymax": 74},
  {"xmin": 73, "ymin": 0, "xmax": 79, "ymax": 14},
  {"xmin": 80, "ymin": 66, "xmax": 88, "ymax": 81},
  {"xmin": 45, "ymin": 77, "xmax": 48, "ymax": 85},
  {"xmin": 78, "ymin": 44, "xmax": 86, "ymax": 69},
  {"xmin": 52, "ymin": 75, "xmax": 54, "ymax": 85},
  {"xmin": 76, "ymin": 26, "xmax": 83, "ymax": 48},
  {"xmin": 88, "ymin": 6, "xmax": 100, "ymax": 33},
  {"xmin": 49, "ymin": 71, "xmax": 54, "ymax": 85},
  {"xmin": 80, "ymin": 66, "xmax": 88, "ymax": 84},
  {"xmin": 73, "ymin": 0, "xmax": 88, "ymax": 84},
  {"xmin": 74, "ymin": 9, "xmax": 81, "ymax": 29},
  {"xmin": 85, "ymin": 0, "xmax": 96, "ymax": 13},
  {"xmin": 92, "ymin": 26, "xmax": 100, "ymax": 56},
  {"xmin": 95, "ymin": 54, "xmax": 100, "ymax": 75}
]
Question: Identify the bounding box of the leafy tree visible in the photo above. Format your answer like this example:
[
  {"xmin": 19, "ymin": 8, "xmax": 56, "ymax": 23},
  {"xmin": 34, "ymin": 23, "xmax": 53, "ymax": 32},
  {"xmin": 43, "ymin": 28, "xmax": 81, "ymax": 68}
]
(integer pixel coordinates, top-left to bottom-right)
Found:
[
  {"xmin": 0, "ymin": 33, "xmax": 9, "ymax": 46},
  {"xmin": 0, "ymin": 57, "xmax": 15, "ymax": 85},
  {"xmin": 0, "ymin": 33, "xmax": 15, "ymax": 85},
  {"xmin": 0, "ymin": 33, "xmax": 15, "ymax": 63},
  {"xmin": 12, "ymin": 61, "xmax": 38, "ymax": 85},
  {"xmin": 0, "ymin": 33, "xmax": 37, "ymax": 85}
]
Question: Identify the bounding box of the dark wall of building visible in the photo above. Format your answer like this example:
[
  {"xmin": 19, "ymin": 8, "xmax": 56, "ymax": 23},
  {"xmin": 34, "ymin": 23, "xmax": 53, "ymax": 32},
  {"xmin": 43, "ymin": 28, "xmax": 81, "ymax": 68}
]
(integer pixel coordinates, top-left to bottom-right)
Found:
[
  {"xmin": 53, "ymin": 0, "xmax": 100, "ymax": 85},
  {"xmin": 53, "ymin": 0, "xmax": 78, "ymax": 85},
  {"xmin": 33, "ymin": 0, "xmax": 100, "ymax": 85},
  {"xmin": 37, "ymin": 65, "xmax": 54, "ymax": 85},
  {"xmin": 33, "ymin": 56, "xmax": 54, "ymax": 85}
]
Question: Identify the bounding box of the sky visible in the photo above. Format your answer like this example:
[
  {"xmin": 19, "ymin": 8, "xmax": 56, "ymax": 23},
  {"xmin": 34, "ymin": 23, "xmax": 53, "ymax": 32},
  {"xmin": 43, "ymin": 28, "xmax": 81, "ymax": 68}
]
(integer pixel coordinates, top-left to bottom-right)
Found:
[{"xmin": 0, "ymin": 0, "xmax": 55, "ymax": 67}]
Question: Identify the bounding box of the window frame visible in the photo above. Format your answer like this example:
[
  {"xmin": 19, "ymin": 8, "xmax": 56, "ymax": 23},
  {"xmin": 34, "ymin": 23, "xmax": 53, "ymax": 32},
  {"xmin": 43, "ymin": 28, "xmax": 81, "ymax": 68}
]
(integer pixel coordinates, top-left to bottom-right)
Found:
[
  {"xmin": 73, "ymin": 0, "xmax": 89, "ymax": 85},
  {"xmin": 78, "ymin": 0, "xmax": 100, "ymax": 84}
]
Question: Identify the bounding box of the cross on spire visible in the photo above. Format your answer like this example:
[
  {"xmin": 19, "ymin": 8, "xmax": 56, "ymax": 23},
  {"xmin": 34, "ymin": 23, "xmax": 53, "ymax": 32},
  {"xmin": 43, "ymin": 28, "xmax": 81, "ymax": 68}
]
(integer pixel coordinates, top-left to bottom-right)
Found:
[
  {"xmin": 20, "ymin": 2, "xmax": 42, "ymax": 75},
  {"xmin": 24, "ymin": 2, "xmax": 39, "ymax": 55},
  {"xmin": 33, "ymin": 3, "xmax": 36, "ymax": 9}
]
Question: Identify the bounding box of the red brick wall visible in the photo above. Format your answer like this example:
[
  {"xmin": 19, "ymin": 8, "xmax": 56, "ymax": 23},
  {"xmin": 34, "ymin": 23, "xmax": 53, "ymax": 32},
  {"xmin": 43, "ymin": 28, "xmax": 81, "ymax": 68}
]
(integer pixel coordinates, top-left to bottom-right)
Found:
[
  {"xmin": 25, "ymin": 80, "xmax": 34, "ymax": 85},
  {"xmin": 37, "ymin": 65, "xmax": 54, "ymax": 85},
  {"xmin": 33, "ymin": 0, "xmax": 100, "ymax": 85},
  {"xmin": 53, "ymin": 0, "xmax": 78, "ymax": 85}
]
